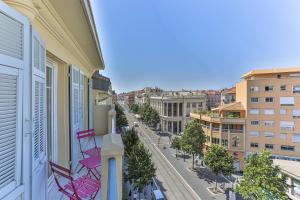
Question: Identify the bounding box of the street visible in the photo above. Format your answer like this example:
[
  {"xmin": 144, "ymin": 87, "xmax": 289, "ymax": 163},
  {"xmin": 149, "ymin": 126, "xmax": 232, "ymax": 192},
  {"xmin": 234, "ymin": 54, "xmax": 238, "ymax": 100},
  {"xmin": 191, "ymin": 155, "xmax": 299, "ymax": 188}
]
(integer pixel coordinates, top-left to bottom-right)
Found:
[
  {"xmin": 122, "ymin": 103, "xmax": 238, "ymax": 200},
  {"xmin": 125, "ymin": 108, "xmax": 201, "ymax": 200}
]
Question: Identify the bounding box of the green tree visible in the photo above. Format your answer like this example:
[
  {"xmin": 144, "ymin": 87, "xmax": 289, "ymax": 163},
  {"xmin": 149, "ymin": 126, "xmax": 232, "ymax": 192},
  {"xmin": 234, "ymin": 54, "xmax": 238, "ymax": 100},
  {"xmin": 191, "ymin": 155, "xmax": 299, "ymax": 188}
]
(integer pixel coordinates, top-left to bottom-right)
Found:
[
  {"xmin": 129, "ymin": 103, "xmax": 140, "ymax": 114},
  {"xmin": 204, "ymin": 145, "xmax": 234, "ymax": 191},
  {"xmin": 139, "ymin": 103, "xmax": 152, "ymax": 123},
  {"xmin": 180, "ymin": 120, "xmax": 206, "ymax": 169},
  {"xmin": 115, "ymin": 103, "xmax": 128, "ymax": 131},
  {"xmin": 236, "ymin": 151, "xmax": 288, "ymax": 200},
  {"xmin": 126, "ymin": 143, "xmax": 156, "ymax": 199},
  {"xmin": 148, "ymin": 108, "xmax": 160, "ymax": 127},
  {"xmin": 171, "ymin": 137, "xmax": 181, "ymax": 158},
  {"xmin": 122, "ymin": 128, "xmax": 139, "ymax": 157}
]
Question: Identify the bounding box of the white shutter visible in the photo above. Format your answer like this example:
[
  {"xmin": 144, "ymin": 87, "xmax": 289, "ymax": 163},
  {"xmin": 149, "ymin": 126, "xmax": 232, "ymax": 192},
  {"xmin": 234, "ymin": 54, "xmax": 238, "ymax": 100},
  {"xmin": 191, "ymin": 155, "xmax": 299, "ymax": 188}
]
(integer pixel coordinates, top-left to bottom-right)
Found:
[
  {"xmin": 0, "ymin": 1, "xmax": 28, "ymax": 198},
  {"xmin": 31, "ymin": 28, "xmax": 46, "ymax": 170},
  {"xmin": 70, "ymin": 65, "xmax": 80, "ymax": 169},
  {"xmin": 264, "ymin": 109, "xmax": 274, "ymax": 115},
  {"xmin": 292, "ymin": 134, "xmax": 300, "ymax": 143},
  {"xmin": 280, "ymin": 97, "xmax": 295, "ymax": 105},
  {"xmin": 0, "ymin": 71, "xmax": 17, "ymax": 190},
  {"xmin": 88, "ymin": 79, "xmax": 93, "ymax": 129},
  {"xmin": 79, "ymin": 72, "xmax": 84, "ymax": 130}
]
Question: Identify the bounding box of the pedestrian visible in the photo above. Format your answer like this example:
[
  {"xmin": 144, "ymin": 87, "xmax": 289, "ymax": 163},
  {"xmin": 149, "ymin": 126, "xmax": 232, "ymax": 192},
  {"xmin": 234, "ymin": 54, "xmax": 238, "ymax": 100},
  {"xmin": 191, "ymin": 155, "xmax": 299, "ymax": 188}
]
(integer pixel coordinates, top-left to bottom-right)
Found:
[{"xmin": 168, "ymin": 134, "xmax": 172, "ymax": 144}]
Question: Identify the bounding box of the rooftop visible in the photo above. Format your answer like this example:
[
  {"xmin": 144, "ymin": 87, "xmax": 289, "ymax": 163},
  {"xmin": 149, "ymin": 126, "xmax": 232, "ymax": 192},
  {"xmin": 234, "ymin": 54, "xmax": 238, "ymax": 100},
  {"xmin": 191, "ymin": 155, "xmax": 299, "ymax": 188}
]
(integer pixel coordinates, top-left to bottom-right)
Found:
[
  {"xmin": 224, "ymin": 87, "xmax": 236, "ymax": 94},
  {"xmin": 273, "ymin": 159, "xmax": 300, "ymax": 180},
  {"xmin": 212, "ymin": 102, "xmax": 244, "ymax": 111},
  {"xmin": 241, "ymin": 67, "xmax": 300, "ymax": 79}
]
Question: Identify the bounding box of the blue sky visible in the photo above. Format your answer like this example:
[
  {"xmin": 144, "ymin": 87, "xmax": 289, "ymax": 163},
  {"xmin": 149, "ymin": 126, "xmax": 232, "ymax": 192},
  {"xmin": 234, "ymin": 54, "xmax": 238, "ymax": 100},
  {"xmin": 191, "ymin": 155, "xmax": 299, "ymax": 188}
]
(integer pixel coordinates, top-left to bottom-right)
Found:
[{"xmin": 91, "ymin": 0, "xmax": 300, "ymax": 93}]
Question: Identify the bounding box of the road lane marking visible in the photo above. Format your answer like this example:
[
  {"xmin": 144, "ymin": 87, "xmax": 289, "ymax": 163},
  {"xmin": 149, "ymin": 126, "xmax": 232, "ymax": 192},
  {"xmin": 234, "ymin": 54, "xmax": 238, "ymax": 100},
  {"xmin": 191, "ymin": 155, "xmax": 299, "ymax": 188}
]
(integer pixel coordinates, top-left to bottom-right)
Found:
[{"xmin": 141, "ymin": 130, "xmax": 202, "ymax": 200}]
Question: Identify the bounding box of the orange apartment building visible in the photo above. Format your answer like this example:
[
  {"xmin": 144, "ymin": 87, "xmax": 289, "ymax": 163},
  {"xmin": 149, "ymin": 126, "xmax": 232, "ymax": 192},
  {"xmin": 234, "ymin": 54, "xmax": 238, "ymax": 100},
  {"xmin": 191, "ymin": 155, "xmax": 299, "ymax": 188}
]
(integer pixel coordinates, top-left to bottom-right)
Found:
[{"xmin": 191, "ymin": 67, "xmax": 300, "ymax": 173}]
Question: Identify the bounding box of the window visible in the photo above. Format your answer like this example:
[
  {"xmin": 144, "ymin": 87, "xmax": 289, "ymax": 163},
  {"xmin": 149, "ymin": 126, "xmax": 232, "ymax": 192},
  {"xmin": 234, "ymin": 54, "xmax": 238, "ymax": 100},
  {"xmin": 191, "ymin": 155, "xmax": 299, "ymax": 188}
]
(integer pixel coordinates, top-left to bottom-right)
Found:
[
  {"xmin": 231, "ymin": 136, "xmax": 240, "ymax": 147},
  {"xmin": 265, "ymin": 144, "xmax": 274, "ymax": 149},
  {"xmin": 280, "ymin": 133, "xmax": 287, "ymax": 139},
  {"xmin": 265, "ymin": 97, "xmax": 274, "ymax": 103},
  {"xmin": 251, "ymin": 120, "xmax": 259, "ymax": 125},
  {"xmin": 264, "ymin": 132, "xmax": 275, "ymax": 137},
  {"xmin": 221, "ymin": 139, "xmax": 228, "ymax": 146},
  {"xmin": 280, "ymin": 121, "xmax": 295, "ymax": 131},
  {"xmin": 250, "ymin": 143, "xmax": 259, "ymax": 148},
  {"xmin": 264, "ymin": 109, "xmax": 274, "ymax": 115},
  {"xmin": 280, "ymin": 109, "xmax": 286, "ymax": 115},
  {"xmin": 292, "ymin": 134, "xmax": 300, "ymax": 143},
  {"xmin": 281, "ymin": 145, "xmax": 295, "ymax": 151},
  {"xmin": 293, "ymin": 85, "xmax": 300, "ymax": 93},
  {"xmin": 280, "ymin": 97, "xmax": 295, "ymax": 106},
  {"xmin": 250, "ymin": 109, "xmax": 259, "ymax": 115},
  {"xmin": 187, "ymin": 103, "xmax": 190, "ymax": 108},
  {"xmin": 192, "ymin": 103, "xmax": 196, "ymax": 108},
  {"xmin": 264, "ymin": 121, "xmax": 274, "ymax": 127},
  {"xmin": 265, "ymin": 86, "xmax": 274, "ymax": 91},
  {"xmin": 280, "ymin": 85, "xmax": 286, "ymax": 91},
  {"xmin": 250, "ymin": 86, "xmax": 259, "ymax": 92},
  {"xmin": 250, "ymin": 97, "xmax": 259, "ymax": 103},
  {"xmin": 249, "ymin": 131, "xmax": 259, "ymax": 137},
  {"xmin": 212, "ymin": 137, "xmax": 220, "ymax": 144},
  {"xmin": 293, "ymin": 110, "xmax": 300, "ymax": 118}
]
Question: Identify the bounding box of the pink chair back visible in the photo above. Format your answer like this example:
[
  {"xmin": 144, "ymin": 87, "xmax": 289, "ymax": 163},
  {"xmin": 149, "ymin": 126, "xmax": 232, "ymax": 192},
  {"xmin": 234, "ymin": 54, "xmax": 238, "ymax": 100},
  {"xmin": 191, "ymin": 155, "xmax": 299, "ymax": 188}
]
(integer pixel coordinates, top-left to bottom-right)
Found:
[
  {"xmin": 76, "ymin": 129, "xmax": 99, "ymax": 158},
  {"xmin": 49, "ymin": 161, "xmax": 80, "ymax": 199}
]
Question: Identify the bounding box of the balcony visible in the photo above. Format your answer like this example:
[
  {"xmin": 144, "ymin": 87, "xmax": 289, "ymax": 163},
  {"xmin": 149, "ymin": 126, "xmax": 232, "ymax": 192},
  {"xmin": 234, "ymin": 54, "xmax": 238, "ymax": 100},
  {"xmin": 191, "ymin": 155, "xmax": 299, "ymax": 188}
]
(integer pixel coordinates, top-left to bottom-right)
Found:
[
  {"xmin": 49, "ymin": 136, "xmax": 103, "ymax": 199},
  {"xmin": 92, "ymin": 73, "xmax": 112, "ymax": 93},
  {"xmin": 49, "ymin": 105, "xmax": 123, "ymax": 200},
  {"xmin": 191, "ymin": 112, "xmax": 245, "ymax": 124},
  {"xmin": 221, "ymin": 128, "xmax": 243, "ymax": 134}
]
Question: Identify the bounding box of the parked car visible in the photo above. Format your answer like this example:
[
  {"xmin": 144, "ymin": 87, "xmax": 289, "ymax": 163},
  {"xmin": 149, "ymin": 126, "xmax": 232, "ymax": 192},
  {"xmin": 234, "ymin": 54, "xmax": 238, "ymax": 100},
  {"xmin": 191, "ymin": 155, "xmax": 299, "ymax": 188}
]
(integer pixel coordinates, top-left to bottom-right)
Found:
[
  {"xmin": 134, "ymin": 121, "xmax": 139, "ymax": 127},
  {"xmin": 152, "ymin": 190, "xmax": 164, "ymax": 200}
]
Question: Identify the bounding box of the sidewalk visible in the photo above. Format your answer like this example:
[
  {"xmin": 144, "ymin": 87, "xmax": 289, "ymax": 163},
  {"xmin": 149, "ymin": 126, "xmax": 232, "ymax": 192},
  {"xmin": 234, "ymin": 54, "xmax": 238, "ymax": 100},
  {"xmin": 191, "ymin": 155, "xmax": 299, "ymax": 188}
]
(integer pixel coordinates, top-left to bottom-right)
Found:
[{"xmin": 151, "ymin": 132, "xmax": 241, "ymax": 200}]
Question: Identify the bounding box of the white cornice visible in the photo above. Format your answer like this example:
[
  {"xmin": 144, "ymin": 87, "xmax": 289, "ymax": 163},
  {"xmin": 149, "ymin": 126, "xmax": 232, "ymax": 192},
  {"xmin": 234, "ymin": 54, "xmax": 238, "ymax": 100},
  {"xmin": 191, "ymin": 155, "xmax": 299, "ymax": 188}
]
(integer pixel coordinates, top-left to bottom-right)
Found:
[
  {"xmin": 81, "ymin": 0, "xmax": 105, "ymax": 69},
  {"xmin": 38, "ymin": 0, "xmax": 95, "ymax": 72},
  {"xmin": 4, "ymin": 0, "xmax": 101, "ymax": 75}
]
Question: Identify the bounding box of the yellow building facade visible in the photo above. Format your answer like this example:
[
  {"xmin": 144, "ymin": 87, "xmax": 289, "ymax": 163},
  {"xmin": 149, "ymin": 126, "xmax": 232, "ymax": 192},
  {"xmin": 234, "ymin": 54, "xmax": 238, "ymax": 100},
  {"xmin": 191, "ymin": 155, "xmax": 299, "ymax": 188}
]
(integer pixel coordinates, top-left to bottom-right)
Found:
[{"xmin": 0, "ymin": 0, "xmax": 123, "ymax": 199}]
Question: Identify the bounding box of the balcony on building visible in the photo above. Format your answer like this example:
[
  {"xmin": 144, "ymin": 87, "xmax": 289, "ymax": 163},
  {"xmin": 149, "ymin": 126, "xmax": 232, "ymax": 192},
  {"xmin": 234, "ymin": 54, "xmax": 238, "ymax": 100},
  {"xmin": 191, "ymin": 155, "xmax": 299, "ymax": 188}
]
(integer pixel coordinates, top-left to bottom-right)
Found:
[{"xmin": 190, "ymin": 102, "xmax": 246, "ymax": 151}]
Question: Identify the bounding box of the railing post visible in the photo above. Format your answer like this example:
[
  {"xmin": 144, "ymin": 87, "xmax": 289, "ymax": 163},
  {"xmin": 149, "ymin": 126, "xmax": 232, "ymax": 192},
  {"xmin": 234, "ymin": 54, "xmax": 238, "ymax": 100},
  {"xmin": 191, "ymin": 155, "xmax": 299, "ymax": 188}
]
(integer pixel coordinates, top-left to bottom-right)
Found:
[{"xmin": 108, "ymin": 104, "xmax": 116, "ymax": 134}]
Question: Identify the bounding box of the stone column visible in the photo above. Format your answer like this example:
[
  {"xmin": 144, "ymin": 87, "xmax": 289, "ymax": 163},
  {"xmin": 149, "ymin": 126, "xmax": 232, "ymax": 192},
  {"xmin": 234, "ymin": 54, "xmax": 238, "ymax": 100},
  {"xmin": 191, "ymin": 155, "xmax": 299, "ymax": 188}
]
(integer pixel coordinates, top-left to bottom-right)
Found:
[
  {"xmin": 101, "ymin": 133, "xmax": 124, "ymax": 200},
  {"xmin": 167, "ymin": 103, "xmax": 169, "ymax": 117},
  {"xmin": 177, "ymin": 121, "xmax": 179, "ymax": 134},
  {"xmin": 171, "ymin": 121, "xmax": 174, "ymax": 134},
  {"xmin": 227, "ymin": 127, "xmax": 231, "ymax": 150},
  {"xmin": 171, "ymin": 103, "xmax": 174, "ymax": 117},
  {"xmin": 209, "ymin": 122, "xmax": 212, "ymax": 143},
  {"xmin": 219, "ymin": 123, "xmax": 222, "ymax": 145},
  {"xmin": 108, "ymin": 105, "xmax": 116, "ymax": 134},
  {"xmin": 177, "ymin": 103, "xmax": 180, "ymax": 117}
]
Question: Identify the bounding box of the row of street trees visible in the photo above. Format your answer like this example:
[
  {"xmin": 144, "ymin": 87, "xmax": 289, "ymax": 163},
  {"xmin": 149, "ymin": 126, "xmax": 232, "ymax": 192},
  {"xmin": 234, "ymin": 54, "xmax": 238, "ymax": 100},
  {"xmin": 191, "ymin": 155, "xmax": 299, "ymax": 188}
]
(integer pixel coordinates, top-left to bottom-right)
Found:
[
  {"xmin": 122, "ymin": 128, "xmax": 156, "ymax": 199},
  {"xmin": 115, "ymin": 103, "xmax": 128, "ymax": 132},
  {"xmin": 129, "ymin": 103, "xmax": 160, "ymax": 128},
  {"xmin": 171, "ymin": 120, "xmax": 234, "ymax": 191},
  {"xmin": 170, "ymin": 120, "xmax": 289, "ymax": 199}
]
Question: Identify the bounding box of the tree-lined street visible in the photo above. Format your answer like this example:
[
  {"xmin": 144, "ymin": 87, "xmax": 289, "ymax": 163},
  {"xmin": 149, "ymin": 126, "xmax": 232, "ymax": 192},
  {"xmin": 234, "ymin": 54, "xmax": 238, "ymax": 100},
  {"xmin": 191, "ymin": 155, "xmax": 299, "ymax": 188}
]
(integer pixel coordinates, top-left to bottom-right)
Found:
[{"xmin": 123, "ymin": 103, "xmax": 232, "ymax": 200}]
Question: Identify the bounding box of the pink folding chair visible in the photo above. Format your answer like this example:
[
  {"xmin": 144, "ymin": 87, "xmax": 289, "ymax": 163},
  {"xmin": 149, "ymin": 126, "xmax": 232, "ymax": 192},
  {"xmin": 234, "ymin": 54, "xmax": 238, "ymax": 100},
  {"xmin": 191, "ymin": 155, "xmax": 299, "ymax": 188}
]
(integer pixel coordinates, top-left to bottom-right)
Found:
[
  {"xmin": 77, "ymin": 129, "xmax": 101, "ymax": 158},
  {"xmin": 77, "ymin": 129, "xmax": 101, "ymax": 180},
  {"xmin": 49, "ymin": 161, "xmax": 100, "ymax": 200}
]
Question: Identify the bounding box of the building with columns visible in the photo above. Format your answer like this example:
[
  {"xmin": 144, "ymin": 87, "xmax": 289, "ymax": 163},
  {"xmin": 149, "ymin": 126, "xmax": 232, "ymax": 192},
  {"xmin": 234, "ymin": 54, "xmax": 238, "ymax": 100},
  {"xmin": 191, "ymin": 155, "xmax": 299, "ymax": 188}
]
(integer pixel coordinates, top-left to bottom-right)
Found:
[{"xmin": 149, "ymin": 92, "xmax": 207, "ymax": 134}]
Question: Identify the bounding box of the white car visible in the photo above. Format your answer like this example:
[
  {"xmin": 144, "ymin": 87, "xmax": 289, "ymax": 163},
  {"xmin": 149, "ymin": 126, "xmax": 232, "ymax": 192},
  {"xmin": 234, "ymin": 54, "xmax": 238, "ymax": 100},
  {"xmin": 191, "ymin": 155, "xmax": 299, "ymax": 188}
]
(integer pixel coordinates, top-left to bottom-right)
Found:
[{"xmin": 134, "ymin": 121, "xmax": 139, "ymax": 127}]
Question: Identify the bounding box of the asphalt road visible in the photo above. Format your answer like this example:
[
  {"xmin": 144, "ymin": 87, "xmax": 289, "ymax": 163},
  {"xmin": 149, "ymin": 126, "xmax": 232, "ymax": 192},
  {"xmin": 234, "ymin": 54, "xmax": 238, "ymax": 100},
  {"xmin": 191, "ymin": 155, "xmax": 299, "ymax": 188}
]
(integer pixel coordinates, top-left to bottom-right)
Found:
[{"xmin": 124, "ymin": 107, "xmax": 201, "ymax": 200}]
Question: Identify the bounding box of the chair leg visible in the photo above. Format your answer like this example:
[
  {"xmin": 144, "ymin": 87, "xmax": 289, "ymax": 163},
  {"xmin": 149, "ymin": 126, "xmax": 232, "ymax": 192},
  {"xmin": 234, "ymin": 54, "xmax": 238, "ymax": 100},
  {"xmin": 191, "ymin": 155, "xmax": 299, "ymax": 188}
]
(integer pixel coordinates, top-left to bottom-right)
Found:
[{"xmin": 77, "ymin": 165, "xmax": 84, "ymax": 174}]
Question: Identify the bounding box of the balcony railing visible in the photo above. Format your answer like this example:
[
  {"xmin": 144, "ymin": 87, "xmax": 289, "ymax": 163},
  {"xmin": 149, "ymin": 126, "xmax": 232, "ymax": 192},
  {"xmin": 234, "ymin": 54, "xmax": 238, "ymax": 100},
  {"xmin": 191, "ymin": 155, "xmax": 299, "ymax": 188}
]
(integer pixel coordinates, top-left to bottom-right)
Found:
[
  {"xmin": 93, "ymin": 76, "xmax": 111, "ymax": 92},
  {"xmin": 280, "ymin": 127, "xmax": 295, "ymax": 131},
  {"xmin": 222, "ymin": 129, "xmax": 243, "ymax": 133}
]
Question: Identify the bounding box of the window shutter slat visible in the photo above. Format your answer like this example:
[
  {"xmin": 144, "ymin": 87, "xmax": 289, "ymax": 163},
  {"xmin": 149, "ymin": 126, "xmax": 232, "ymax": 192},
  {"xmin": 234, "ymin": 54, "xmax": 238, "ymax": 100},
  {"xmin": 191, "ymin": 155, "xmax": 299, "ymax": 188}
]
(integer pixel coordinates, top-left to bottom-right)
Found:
[
  {"xmin": 0, "ymin": 11, "xmax": 23, "ymax": 60},
  {"xmin": 0, "ymin": 73, "xmax": 17, "ymax": 189}
]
